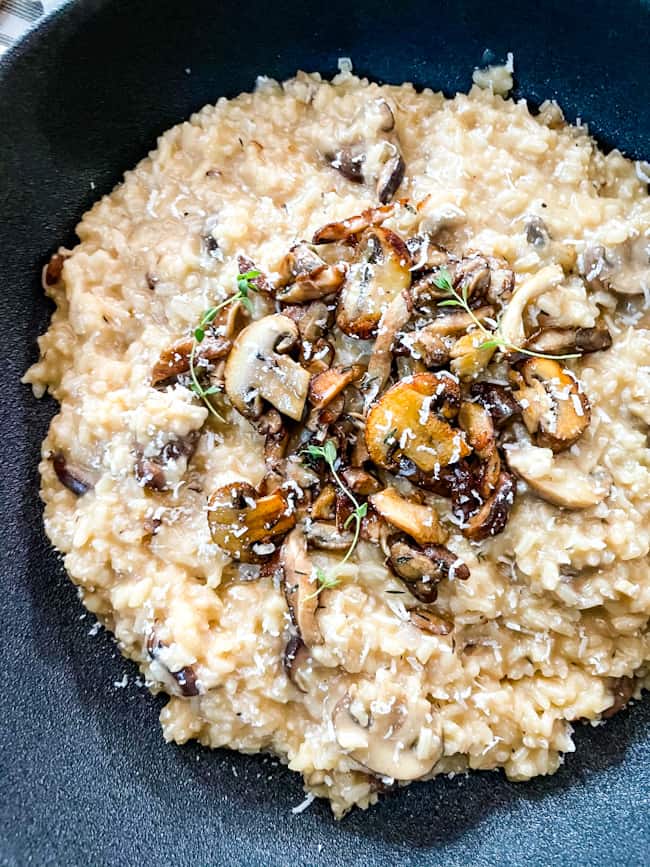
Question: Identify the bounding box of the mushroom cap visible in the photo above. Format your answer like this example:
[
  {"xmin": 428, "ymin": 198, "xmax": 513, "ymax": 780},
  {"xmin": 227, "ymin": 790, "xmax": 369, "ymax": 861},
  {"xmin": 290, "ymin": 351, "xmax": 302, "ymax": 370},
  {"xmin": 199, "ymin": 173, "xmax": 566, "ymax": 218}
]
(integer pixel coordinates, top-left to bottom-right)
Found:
[
  {"xmin": 224, "ymin": 313, "xmax": 311, "ymax": 421},
  {"xmin": 370, "ymin": 487, "xmax": 448, "ymax": 547},
  {"xmin": 332, "ymin": 687, "xmax": 442, "ymax": 781}
]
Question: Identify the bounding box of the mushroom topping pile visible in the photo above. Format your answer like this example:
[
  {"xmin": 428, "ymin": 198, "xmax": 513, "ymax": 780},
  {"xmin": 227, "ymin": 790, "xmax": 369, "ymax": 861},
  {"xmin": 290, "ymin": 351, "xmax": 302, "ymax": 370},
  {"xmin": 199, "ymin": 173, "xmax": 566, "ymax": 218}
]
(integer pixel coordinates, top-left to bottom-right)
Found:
[{"xmin": 127, "ymin": 193, "xmax": 615, "ymax": 668}]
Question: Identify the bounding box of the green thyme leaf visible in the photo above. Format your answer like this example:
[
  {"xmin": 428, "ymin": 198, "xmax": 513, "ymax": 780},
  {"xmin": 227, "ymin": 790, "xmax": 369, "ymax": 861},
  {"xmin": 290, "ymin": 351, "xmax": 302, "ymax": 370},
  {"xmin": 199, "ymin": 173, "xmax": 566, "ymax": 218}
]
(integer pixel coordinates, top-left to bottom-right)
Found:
[
  {"xmin": 432, "ymin": 266, "xmax": 453, "ymax": 293},
  {"xmin": 194, "ymin": 327, "xmax": 205, "ymax": 342}
]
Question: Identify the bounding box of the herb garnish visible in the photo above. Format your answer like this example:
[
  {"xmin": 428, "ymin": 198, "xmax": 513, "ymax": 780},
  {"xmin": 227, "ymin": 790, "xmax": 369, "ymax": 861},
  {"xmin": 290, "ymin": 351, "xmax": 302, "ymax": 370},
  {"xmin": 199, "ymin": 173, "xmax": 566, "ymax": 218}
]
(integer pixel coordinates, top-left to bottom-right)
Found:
[
  {"xmin": 302, "ymin": 439, "xmax": 368, "ymax": 598},
  {"xmin": 434, "ymin": 267, "xmax": 579, "ymax": 360},
  {"xmin": 189, "ymin": 270, "xmax": 260, "ymax": 418}
]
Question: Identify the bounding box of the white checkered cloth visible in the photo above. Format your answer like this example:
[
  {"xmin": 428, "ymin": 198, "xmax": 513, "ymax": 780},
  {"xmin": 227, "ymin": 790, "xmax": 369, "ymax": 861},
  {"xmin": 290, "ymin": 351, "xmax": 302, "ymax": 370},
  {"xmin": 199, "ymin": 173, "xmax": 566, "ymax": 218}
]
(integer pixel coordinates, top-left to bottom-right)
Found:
[{"xmin": 0, "ymin": 0, "xmax": 62, "ymax": 55}]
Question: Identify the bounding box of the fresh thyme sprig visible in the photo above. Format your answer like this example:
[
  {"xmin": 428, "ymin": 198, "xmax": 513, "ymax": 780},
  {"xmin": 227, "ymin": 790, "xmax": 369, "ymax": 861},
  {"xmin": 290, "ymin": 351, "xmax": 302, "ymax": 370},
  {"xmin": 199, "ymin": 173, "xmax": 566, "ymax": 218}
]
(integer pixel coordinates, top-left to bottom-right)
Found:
[
  {"xmin": 303, "ymin": 439, "xmax": 368, "ymax": 598},
  {"xmin": 433, "ymin": 267, "xmax": 579, "ymax": 360},
  {"xmin": 189, "ymin": 270, "xmax": 260, "ymax": 418}
]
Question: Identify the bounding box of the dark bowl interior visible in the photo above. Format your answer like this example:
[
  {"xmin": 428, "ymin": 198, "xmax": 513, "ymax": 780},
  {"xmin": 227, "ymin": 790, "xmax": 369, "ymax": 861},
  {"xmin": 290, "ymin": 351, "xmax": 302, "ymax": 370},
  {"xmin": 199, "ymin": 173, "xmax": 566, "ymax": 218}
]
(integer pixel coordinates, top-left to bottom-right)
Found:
[{"xmin": 1, "ymin": 1, "xmax": 649, "ymax": 864}]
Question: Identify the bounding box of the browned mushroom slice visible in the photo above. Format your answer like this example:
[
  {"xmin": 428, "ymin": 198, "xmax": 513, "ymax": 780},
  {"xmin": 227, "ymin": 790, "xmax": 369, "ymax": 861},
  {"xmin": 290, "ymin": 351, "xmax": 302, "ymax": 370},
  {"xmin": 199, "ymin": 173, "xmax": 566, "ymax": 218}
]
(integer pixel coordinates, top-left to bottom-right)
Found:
[
  {"xmin": 326, "ymin": 145, "xmax": 366, "ymax": 183},
  {"xmin": 602, "ymin": 676, "xmax": 636, "ymax": 719},
  {"xmin": 498, "ymin": 265, "xmax": 564, "ymax": 349},
  {"xmin": 332, "ymin": 690, "xmax": 442, "ymax": 780},
  {"xmin": 511, "ymin": 357, "xmax": 591, "ymax": 452},
  {"xmin": 469, "ymin": 381, "xmax": 521, "ymax": 428},
  {"xmin": 44, "ymin": 251, "xmax": 68, "ymax": 286},
  {"xmin": 365, "ymin": 373, "xmax": 469, "ymax": 473},
  {"xmin": 254, "ymin": 408, "xmax": 289, "ymax": 466},
  {"xmin": 409, "ymin": 608, "xmax": 453, "ymax": 635},
  {"xmin": 336, "ymin": 227, "xmax": 412, "ymax": 338},
  {"xmin": 224, "ymin": 314, "xmax": 311, "ymax": 421},
  {"xmin": 151, "ymin": 333, "xmax": 232, "ymax": 386},
  {"xmin": 376, "ymin": 151, "xmax": 405, "ymax": 204},
  {"xmin": 524, "ymin": 325, "xmax": 612, "ymax": 356},
  {"xmin": 419, "ymin": 306, "xmax": 496, "ymax": 337},
  {"xmin": 363, "ymin": 291, "xmax": 413, "ymax": 407},
  {"xmin": 370, "ymin": 488, "xmax": 447, "ymax": 547},
  {"xmin": 462, "ymin": 471, "xmax": 515, "ymax": 541},
  {"xmin": 146, "ymin": 630, "xmax": 200, "ymax": 698},
  {"xmin": 135, "ymin": 432, "xmax": 199, "ymax": 492},
  {"xmin": 458, "ymin": 402, "xmax": 495, "ymax": 458},
  {"xmin": 405, "ymin": 327, "xmax": 452, "ymax": 369},
  {"xmin": 340, "ymin": 467, "xmax": 381, "ymax": 496},
  {"xmin": 281, "ymin": 528, "xmax": 322, "ymax": 646},
  {"xmin": 311, "ymin": 484, "xmax": 337, "ymax": 519},
  {"xmin": 51, "ymin": 452, "xmax": 93, "ymax": 496},
  {"xmin": 449, "ymin": 332, "xmax": 496, "ymax": 381},
  {"xmin": 237, "ymin": 254, "xmax": 274, "ymax": 294},
  {"xmin": 283, "ymin": 635, "xmax": 312, "ymax": 692},
  {"xmin": 388, "ymin": 539, "xmax": 469, "ymax": 602},
  {"xmin": 304, "ymin": 521, "xmax": 354, "ymax": 551},
  {"xmin": 312, "ymin": 202, "xmax": 399, "ymax": 244},
  {"xmin": 580, "ymin": 238, "xmax": 650, "ymax": 296},
  {"xmin": 308, "ymin": 364, "xmax": 364, "ymax": 410},
  {"xmin": 207, "ymin": 482, "xmax": 296, "ymax": 562},
  {"xmin": 454, "ymin": 255, "xmax": 492, "ymax": 301},
  {"xmin": 276, "ymin": 243, "xmax": 347, "ymax": 303}
]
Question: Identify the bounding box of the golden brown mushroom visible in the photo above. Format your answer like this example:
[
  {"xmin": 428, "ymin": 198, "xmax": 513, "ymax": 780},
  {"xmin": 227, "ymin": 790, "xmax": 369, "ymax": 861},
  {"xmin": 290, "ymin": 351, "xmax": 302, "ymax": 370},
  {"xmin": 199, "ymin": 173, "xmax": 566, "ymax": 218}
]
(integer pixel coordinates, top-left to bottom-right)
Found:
[
  {"xmin": 207, "ymin": 482, "xmax": 297, "ymax": 562},
  {"xmin": 388, "ymin": 539, "xmax": 469, "ymax": 601},
  {"xmin": 224, "ymin": 314, "xmax": 311, "ymax": 421},
  {"xmin": 505, "ymin": 444, "xmax": 610, "ymax": 509},
  {"xmin": 281, "ymin": 528, "xmax": 322, "ymax": 646},
  {"xmin": 308, "ymin": 364, "xmax": 365, "ymax": 410},
  {"xmin": 336, "ymin": 227, "xmax": 412, "ymax": 338},
  {"xmin": 365, "ymin": 373, "xmax": 469, "ymax": 473},
  {"xmin": 511, "ymin": 357, "xmax": 591, "ymax": 452},
  {"xmin": 369, "ymin": 488, "xmax": 448, "ymax": 546}
]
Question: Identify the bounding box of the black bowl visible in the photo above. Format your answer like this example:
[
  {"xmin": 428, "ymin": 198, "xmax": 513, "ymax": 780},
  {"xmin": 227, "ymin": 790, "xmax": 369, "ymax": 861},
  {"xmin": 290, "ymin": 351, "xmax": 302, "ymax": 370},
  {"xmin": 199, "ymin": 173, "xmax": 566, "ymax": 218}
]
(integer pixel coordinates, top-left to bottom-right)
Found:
[{"xmin": 1, "ymin": 1, "xmax": 648, "ymax": 864}]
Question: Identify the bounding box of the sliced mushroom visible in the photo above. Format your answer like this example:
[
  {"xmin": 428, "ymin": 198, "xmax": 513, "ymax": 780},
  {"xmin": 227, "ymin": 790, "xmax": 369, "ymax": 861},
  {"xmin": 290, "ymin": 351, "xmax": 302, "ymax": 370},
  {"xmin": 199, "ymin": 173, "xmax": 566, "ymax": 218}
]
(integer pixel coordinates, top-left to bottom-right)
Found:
[
  {"xmin": 304, "ymin": 520, "xmax": 355, "ymax": 551},
  {"xmin": 326, "ymin": 145, "xmax": 366, "ymax": 183},
  {"xmin": 388, "ymin": 539, "xmax": 469, "ymax": 601},
  {"xmin": 276, "ymin": 243, "xmax": 347, "ymax": 303},
  {"xmin": 283, "ymin": 635, "xmax": 312, "ymax": 692},
  {"xmin": 207, "ymin": 482, "xmax": 296, "ymax": 562},
  {"xmin": 580, "ymin": 238, "xmax": 650, "ymax": 296},
  {"xmin": 458, "ymin": 402, "xmax": 495, "ymax": 458},
  {"xmin": 281, "ymin": 528, "xmax": 322, "ymax": 646},
  {"xmin": 370, "ymin": 488, "xmax": 447, "ymax": 546},
  {"xmin": 409, "ymin": 608, "xmax": 453, "ymax": 635},
  {"xmin": 312, "ymin": 202, "xmax": 399, "ymax": 245},
  {"xmin": 134, "ymin": 432, "xmax": 198, "ymax": 492},
  {"xmin": 224, "ymin": 314, "xmax": 311, "ymax": 421},
  {"xmin": 524, "ymin": 215, "xmax": 551, "ymax": 248},
  {"xmin": 365, "ymin": 374, "xmax": 469, "ymax": 473},
  {"xmin": 376, "ymin": 151, "xmax": 405, "ymax": 204},
  {"xmin": 332, "ymin": 690, "xmax": 442, "ymax": 780},
  {"xmin": 44, "ymin": 251, "xmax": 68, "ymax": 286},
  {"xmin": 237, "ymin": 254, "xmax": 274, "ymax": 295},
  {"xmin": 146, "ymin": 629, "xmax": 199, "ymax": 698},
  {"xmin": 51, "ymin": 452, "xmax": 93, "ymax": 496},
  {"xmin": 469, "ymin": 381, "xmax": 521, "ymax": 428},
  {"xmin": 308, "ymin": 364, "xmax": 364, "ymax": 410},
  {"xmin": 311, "ymin": 484, "xmax": 337, "ymax": 519},
  {"xmin": 336, "ymin": 227, "xmax": 412, "ymax": 338},
  {"xmin": 363, "ymin": 290, "xmax": 412, "ymax": 407},
  {"xmin": 505, "ymin": 444, "xmax": 610, "ymax": 508},
  {"xmin": 511, "ymin": 357, "xmax": 591, "ymax": 452},
  {"xmin": 151, "ymin": 333, "xmax": 232, "ymax": 386},
  {"xmin": 602, "ymin": 676, "xmax": 636, "ymax": 718},
  {"xmin": 422, "ymin": 306, "xmax": 496, "ymax": 337},
  {"xmin": 340, "ymin": 467, "xmax": 381, "ymax": 496},
  {"xmin": 449, "ymin": 331, "xmax": 496, "ymax": 381},
  {"xmin": 524, "ymin": 325, "xmax": 612, "ymax": 356},
  {"xmin": 498, "ymin": 265, "xmax": 564, "ymax": 349},
  {"xmin": 462, "ymin": 471, "xmax": 515, "ymax": 541}
]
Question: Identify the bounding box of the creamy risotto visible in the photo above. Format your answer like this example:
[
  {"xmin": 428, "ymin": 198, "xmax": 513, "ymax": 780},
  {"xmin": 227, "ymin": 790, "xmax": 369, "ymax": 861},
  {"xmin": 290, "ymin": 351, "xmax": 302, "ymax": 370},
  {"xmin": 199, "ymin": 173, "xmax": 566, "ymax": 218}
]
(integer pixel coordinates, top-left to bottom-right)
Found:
[{"xmin": 24, "ymin": 63, "xmax": 650, "ymax": 816}]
